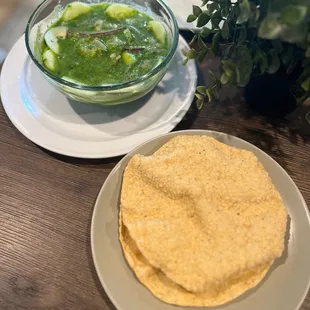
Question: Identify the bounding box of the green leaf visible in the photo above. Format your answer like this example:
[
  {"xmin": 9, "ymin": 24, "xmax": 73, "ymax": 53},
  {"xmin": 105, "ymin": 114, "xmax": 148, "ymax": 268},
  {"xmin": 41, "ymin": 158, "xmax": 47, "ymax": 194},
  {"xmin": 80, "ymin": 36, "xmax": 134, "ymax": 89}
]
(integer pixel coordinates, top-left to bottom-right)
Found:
[
  {"xmin": 254, "ymin": 6, "xmax": 260, "ymax": 21},
  {"xmin": 210, "ymin": 32, "xmax": 220, "ymax": 56},
  {"xmin": 268, "ymin": 51, "xmax": 281, "ymax": 74},
  {"xmin": 252, "ymin": 43, "xmax": 268, "ymax": 75},
  {"xmin": 236, "ymin": 46, "xmax": 252, "ymax": 86},
  {"xmin": 187, "ymin": 14, "xmax": 197, "ymax": 23},
  {"xmin": 236, "ymin": 45, "xmax": 251, "ymax": 63},
  {"xmin": 197, "ymin": 12, "xmax": 210, "ymax": 27},
  {"xmin": 200, "ymin": 27, "xmax": 211, "ymax": 38},
  {"xmin": 193, "ymin": 5, "xmax": 202, "ymax": 17},
  {"xmin": 221, "ymin": 7, "xmax": 229, "ymax": 18},
  {"xmin": 238, "ymin": 63, "xmax": 253, "ymax": 87},
  {"xmin": 220, "ymin": 72, "xmax": 229, "ymax": 84},
  {"xmin": 197, "ymin": 86, "xmax": 208, "ymax": 95},
  {"xmin": 211, "ymin": 11, "xmax": 222, "ymax": 28},
  {"xmin": 238, "ymin": 28, "xmax": 247, "ymax": 45},
  {"xmin": 236, "ymin": 62, "xmax": 253, "ymax": 87},
  {"xmin": 302, "ymin": 78, "xmax": 310, "ymax": 91},
  {"xmin": 202, "ymin": 0, "xmax": 208, "ymax": 6},
  {"xmin": 306, "ymin": 112, "xmax": 310, "ymax": 124},
  {"xmin": 196, "ymin": 98, "xmax": 204, "ymax": 109},
  {"xmin": 280, "ymin": 22, "xmax": 308, "ymax": 44},
  {"xmin": 258, "ymin": 15, "xmax": 283, "ymax": 40},
  {"xmin": 221, "ymin": 60, "xmax": 237, "ymax": 82},
  {"xmin": 222, "ymin": 60, "xmax": 236, "ymax": 71},
  {"xmin": 182, "ymin": 58, "xmax": 189, "ymax": 65},
  {"xmin": 280, "ymin": 5, "xmax": 308, "ymax": 26},
  {"xmin": 221, "ymin": 20, "xmax": 229, "ymax": 39},
  {"xmin": 206, "ymin": 88, "xmax": 213, "ymax": 102},
  {"xmin": 187, "ymin": 49, "xmax": 197, "ymax": 59},
  {"xmin": 209, "ymin": 2, "xmax": 219, "ymax": 14},
  {"xmin": 306, "ymin": 47, "xmax": 310, "ymax": 58},
  {"xmin": 237, "ymin": 0, "xmax": 251, "ymax": 24},
  {"xmin": 195, "ymin": 93, "xmax": 204, "ymax": 100},
  {"xmin": 226, "ymin": 69, "xmax": 234, "ymax": 77}
]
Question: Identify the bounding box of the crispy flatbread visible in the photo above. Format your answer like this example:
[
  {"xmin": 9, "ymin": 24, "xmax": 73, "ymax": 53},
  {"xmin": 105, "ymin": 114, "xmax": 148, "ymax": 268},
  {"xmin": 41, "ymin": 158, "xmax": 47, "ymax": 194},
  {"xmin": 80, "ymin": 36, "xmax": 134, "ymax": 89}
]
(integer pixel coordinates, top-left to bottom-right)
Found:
[
  {"xmin": 120, "ymin": 214, "xmax": 272, "ymax": 306},
  {"xmin": 120, "ymin": 136, "xmax": 287, "ymax": 306}
]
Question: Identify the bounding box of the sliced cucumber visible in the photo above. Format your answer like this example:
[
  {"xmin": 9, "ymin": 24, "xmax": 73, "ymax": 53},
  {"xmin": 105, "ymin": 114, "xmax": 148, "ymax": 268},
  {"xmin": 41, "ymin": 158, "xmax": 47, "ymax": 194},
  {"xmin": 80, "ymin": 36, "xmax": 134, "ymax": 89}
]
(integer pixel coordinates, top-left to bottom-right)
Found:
[
  {"xmin": 156, "ymin": 56, "xmax": 164, "ymax": 67},
  {"xmin": 89, "ymin": 3, "xmax": 109, "ymax": 10},
  {"xmin": 62, "ymin": 2, "xmax": 91, "ymax": 21},
  {"xmin": 148, "ymin": 21, "xmax": 166, "ymax": 44},
  {"xmin": 123, "ymin": 28, "xmax": 133, "ymax": 43},
  {"xmin": 122, "ymin": 52, "xmax": 136, "ymax": 65},
  {"xmin": 105, "ymin": 4, "xmax": 137, "ymax": 20},
  {"xmin": 44, "ymin": 26, "xmax": 68, "ymax": 54},
  {"xmin": 94, "ymin": 19, "xmax": 104, "ymax": 31},
  {"xmin": 78, "ymin": 38, "xmax": 106, "ymax": 57},
  {"xmin": 42, "ymin": 49, "xmax": 57, "ymax": 72}
]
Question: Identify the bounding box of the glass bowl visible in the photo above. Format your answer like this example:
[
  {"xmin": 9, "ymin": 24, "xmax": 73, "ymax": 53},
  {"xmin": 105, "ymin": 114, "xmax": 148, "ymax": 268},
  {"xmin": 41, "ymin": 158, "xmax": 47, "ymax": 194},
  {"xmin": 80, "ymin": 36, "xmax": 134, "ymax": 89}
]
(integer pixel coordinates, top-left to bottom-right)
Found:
[{"xmin": 25, "ymin": 0, "xmax": 179, "ymax": 105}]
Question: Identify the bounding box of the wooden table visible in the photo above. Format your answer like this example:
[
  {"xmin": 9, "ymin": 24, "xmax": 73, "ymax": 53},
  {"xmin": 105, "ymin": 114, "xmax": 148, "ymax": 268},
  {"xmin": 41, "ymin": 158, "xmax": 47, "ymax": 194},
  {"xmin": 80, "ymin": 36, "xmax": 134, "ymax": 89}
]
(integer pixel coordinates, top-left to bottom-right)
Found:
[{"xmin": 1, "ymin": 45, "xmax": 310, "ymax": 310}]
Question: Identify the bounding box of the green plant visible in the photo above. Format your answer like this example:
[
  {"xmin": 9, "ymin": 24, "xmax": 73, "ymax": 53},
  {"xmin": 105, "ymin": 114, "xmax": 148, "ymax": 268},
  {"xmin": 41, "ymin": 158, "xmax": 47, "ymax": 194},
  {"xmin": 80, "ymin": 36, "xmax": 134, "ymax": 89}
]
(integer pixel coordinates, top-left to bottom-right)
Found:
[{"xmin": 184, "ymin": 0, "xmax": 310, "ymax": 110}]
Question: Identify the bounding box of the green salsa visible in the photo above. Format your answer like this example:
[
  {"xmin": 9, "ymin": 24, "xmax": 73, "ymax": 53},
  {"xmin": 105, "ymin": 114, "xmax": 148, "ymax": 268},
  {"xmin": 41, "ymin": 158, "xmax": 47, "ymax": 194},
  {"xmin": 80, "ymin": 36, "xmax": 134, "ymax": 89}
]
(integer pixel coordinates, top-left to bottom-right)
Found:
[{"xmin": 41, "ymin": 1, "xmax": 169, "ymax": 85}]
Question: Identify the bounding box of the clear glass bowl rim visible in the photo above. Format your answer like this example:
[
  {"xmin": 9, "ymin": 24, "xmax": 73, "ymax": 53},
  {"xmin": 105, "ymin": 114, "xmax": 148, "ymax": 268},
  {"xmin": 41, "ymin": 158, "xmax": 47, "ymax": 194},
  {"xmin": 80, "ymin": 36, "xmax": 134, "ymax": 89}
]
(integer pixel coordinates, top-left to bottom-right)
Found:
[{"xmin": 25, "ymin": 0, "xmax": 179, "ymax": 91}]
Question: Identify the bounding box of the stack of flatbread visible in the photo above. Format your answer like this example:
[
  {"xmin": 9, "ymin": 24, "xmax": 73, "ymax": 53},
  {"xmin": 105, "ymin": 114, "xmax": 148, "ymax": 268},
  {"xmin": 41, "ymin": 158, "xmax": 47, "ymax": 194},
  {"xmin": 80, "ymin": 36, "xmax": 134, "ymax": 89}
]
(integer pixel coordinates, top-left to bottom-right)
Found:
[{"xmin": 119, "ymin": 136, "xmax": 288, "ymax": 306}]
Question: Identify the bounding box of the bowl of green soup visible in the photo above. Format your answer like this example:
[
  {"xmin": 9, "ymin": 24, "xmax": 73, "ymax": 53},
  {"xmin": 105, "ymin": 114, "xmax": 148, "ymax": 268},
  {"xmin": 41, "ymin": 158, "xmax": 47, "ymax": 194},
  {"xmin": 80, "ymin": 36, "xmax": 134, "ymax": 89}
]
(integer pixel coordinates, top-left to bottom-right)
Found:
[{"xmin": 25, "ymin": 0, "xmax": 179, "ymax": 105}]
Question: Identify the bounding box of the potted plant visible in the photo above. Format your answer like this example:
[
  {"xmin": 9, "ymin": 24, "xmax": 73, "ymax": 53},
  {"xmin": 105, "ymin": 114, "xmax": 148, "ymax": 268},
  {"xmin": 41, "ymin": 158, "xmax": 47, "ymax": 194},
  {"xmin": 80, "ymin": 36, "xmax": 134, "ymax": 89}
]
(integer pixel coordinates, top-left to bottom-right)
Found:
[{"xmin": 184, "ymin": 0, "xmax": 310, "ymax": 118}]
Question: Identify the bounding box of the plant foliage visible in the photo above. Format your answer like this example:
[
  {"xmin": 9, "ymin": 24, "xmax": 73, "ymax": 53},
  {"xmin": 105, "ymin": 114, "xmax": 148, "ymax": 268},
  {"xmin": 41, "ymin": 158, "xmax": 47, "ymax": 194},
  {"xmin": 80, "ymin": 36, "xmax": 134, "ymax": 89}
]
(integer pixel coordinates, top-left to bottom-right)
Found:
[{"xmin": 185, "ymin": 0, "xmax": 310, "ymax": 109}]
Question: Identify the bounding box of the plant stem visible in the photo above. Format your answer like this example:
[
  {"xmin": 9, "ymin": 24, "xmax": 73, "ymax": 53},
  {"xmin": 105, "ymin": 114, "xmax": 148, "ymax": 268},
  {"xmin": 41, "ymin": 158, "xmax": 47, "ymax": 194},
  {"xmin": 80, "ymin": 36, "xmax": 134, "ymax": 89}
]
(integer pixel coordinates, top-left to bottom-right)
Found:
[
  {"xmin": 68, "ymin": 27, "xmax": 127, "ymax": 37},
  {"xmin": 125, "ymin": 47, "xmax": 146, "ymax": 52}
]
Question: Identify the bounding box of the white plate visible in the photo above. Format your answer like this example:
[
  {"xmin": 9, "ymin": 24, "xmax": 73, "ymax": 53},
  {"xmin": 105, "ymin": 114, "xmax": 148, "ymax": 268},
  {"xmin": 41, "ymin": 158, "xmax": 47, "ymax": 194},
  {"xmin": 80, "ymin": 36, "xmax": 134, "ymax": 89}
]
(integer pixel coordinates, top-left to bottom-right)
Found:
[
  {"xmin": 164, "ymin": 0, "xmax": 218, "ymax": 30},
  {"xmin": 0, "ymin": 35, "xmax": 197, "ymax": 158},
  {"xmin": 91, "ymin": 130, "xmax": 310, "ymax": 310},
  {"xmin": 164, "ymin": 0, "xmax": 202, "ymax": 30}
]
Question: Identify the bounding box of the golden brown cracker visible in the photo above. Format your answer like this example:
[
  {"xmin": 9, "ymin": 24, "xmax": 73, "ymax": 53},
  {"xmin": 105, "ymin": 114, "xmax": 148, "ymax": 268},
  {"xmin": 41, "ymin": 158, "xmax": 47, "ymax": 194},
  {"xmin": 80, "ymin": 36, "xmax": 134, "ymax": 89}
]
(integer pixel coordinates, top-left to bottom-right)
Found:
[{"xmin": 120, "ymin": 136, "xmax": 287, "ymax": 305}]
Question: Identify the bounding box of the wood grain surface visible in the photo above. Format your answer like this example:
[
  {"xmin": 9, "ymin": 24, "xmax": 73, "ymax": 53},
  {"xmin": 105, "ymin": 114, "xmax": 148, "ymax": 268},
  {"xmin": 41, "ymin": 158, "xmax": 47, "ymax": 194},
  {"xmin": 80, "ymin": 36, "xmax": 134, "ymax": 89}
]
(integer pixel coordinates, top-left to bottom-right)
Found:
[{"xmin": 0, "ymin": 34, "xmax": 310, "ymax": 310}]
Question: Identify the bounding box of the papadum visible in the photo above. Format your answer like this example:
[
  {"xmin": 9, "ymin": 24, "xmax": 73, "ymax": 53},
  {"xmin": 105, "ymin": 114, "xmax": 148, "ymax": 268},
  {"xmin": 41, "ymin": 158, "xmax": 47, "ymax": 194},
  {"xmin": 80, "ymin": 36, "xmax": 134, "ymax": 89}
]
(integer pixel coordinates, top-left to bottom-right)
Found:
[{"xmin": 119, "ymin": 136, "xmax": 288, "ymax": 306}]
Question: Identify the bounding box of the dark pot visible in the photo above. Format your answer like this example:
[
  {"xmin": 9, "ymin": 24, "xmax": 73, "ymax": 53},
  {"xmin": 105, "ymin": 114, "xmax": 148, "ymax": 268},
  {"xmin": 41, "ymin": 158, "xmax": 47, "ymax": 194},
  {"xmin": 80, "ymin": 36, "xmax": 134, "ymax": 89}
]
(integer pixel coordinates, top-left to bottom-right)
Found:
[{"xmin": 244, "ymin": 67, "xmax": 301, "ymax": 118}]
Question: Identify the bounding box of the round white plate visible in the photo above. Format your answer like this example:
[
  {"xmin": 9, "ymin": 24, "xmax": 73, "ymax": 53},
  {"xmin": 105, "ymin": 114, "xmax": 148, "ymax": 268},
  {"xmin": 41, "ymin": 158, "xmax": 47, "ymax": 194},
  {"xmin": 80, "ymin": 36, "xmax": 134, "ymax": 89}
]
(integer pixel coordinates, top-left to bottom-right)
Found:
[
  {"xmin": 0, "ymin": 35, "xmax": 197, "ymax": 158},
  {"xmin": 91, "ymin": 130, "xmax": 310, "ymax": 310},
  {"xmin": 164, "ymin": 0, "xmax": 220, "ymax": 30},
  {"xmin": 164, "ymin": 0, "xmax": 202, "ymax": 30}
]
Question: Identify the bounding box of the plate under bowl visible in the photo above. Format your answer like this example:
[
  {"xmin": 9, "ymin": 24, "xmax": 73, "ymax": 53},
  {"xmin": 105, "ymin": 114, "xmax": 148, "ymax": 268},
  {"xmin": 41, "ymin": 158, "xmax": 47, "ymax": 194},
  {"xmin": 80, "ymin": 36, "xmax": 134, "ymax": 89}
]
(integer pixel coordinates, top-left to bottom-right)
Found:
[{"xmin": 0, "ymin": 35, "xmax": 196, "ymax": 158}]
